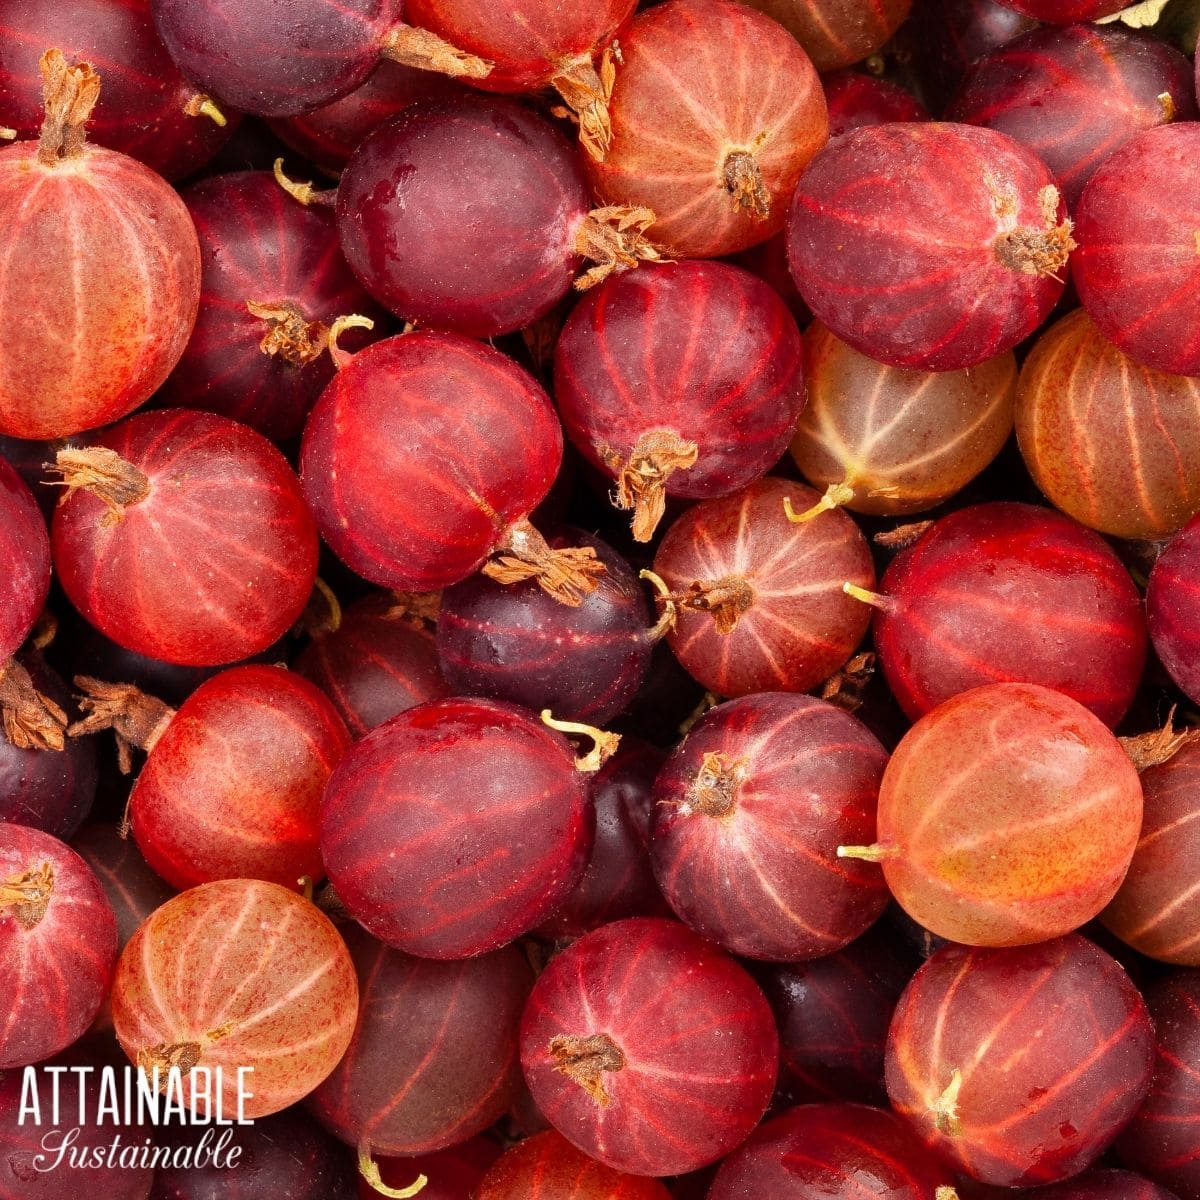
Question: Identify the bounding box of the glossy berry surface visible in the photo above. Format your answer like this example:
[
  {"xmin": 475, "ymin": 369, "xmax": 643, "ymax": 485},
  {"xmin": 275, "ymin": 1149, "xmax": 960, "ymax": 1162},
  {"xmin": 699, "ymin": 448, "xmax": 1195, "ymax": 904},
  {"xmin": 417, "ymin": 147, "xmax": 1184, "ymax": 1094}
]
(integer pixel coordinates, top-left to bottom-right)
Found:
[
  {"xmin": 586, "ymin": 0, "xmax": 829, "ymax": 258},
  {"xmin": 888, "ymin": 935, "xmax": 1154, "ymax": 1186},
  {"xmin": 159, "ymin": 170, "xmax": 384, "ymax": 441},
  {"xmin": 650, "ymin": 693, "xmax": 889, "ymax": 961},
  {"xmin": 708, "ymin": 1102, "xmax": 956, "ymax": 1199},
  {"xmin": 301, "ymin": 331, "xmax": 565, "ymax": 593},
  {"xmin": 996, "ymin": 0, "xmax": 1130, "ymax": 21},
  {"xmin": 1147, "ymin": 515, "xmax": 1200, "ymax": 707},
  {"xmin": 111, "ymin": 879, "xmax": 358, "ymax": 1119},
  {"xmin": 520, "ymin": 917, "xmax": 778, "ymax": 1176},
  {"xmin": 869, "ymin": 502, "xmax": 1147, "ymax": 726},
  {"xmin": 824, "ymin": 70, "xmax": 930, "ymax": 137},
  {"xmin": 554, "ymin": 262, "xmax": 805, "ymax": 541},
  {"xmin": 790, "ymin": 321, "xmax": 1015, "ymax": 516},
  {"xmin": 654, "ymin": 477, "xmax": 874, "ymax": 698},
  {"xmin": 950, "ymin": 25, "xmax": 1196, "ymax": 207},
  {"xmin": 1016, "ymin": 310, "xmax": 1200, "ymax": 541},
  {"xmin": 742, "ymin": 0, "xmax": 912, "ymax": 70},
  {"xmin": 308, "ymin": 924, "xmax": 530, "ymax": 1154},
  {"xmin": 788, "ymin": 121, "xmax": 1071, "ymax": 371},
  {"xmin": 320, "ymin": 697, "xmax": 592, "ymax": 958},
  {"xmin": 1073, "ymin": 124, "xmax": 1200, "ymax": 376},
  {"xmin": 961, "ymin": 1170, "xmax": 1183, "ymax": 1200},
  {"xmin": 295, "ymin": 592, "xmax": 448, "ymax": 738},
  {"xmin": 0, "ymin": 457, "xmax": 50, "ymax": 666},
  {"xmin": 0, "ymin": 824, "xmax": 116, "ymax": 1069},
  {"xmin": 871, "ymin": 682, "xmax": 1143, "ymax": 946},
  {"xmin": 52, "ymin": 409, "xmax": 318, "ymax": 667}
]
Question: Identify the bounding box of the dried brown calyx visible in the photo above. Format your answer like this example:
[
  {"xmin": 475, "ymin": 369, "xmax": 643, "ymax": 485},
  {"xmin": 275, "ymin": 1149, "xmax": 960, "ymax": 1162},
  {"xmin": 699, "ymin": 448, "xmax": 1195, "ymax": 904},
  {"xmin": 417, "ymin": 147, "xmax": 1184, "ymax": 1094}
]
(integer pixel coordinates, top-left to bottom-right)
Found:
[
  {"xmin": 379, "ymin": 24, "xmax": 493, "ymax": 79},
  {"xmin": 358, "ymin": 1147, "xmax": 427, "ymax": 1199},
  {"xmin": 574, "ymin": 206, "xmax": 669, "ymax": 291},
  {"xmin": 68, "ymin": 676, "xmax": 176, "ymax": 779},
  {"xmin": 550, "ymin": 45, "xmax": 618, "ymax": 163},
  {"xmin": 674, "ymin": 576, "xmax": 755, "ymax": 635},
  {"xmin": 600, "ymin": 429, "xmax": 698, "ymax": 543},
  {"xmin": 0, "ymin": 658, "xmax": 68, "ymax": 751},
  {"xmin": 37, "ymin": 48, "xmax": 100, "ymax": 166},
  {"xmin": 821, "ymin": 652, "xmax": 876, "ymax": 713},
  {"xmin": 246, "ymin": 300, "xmax": 332, "ymax": 367},
  {"xmin": 386, "ymin": 591, "xmax": 442, "ymax": 628},
  {"xmin": 137, "ymin": 1041, "xmax": 202, "ymax": 1082},
  {"xmin": 1121, "ymin": 707, "xmax": 1200, "ymax": 772},
  {"xmin": 874, "ymin": 521, "xmax": 935, "ymax": 551},
  {"xmin": 182, "ymin": 91, "xmax": 227, "ymax": 126},
  {"xmin": 931, "ymin": 1068, "xmax": 965, "ymax": 1137},
  {"xmin": 483, "ymin": 518, "xmax": 606, "ymax": 607},
  {"xmin": 549, "ymin": 1032, "xmax": 626, "ymax": 1107},
  {"xmin": 723, "ymin": 150, "xmax": 770, "ymax": 219},
  {"xmin": 0, "ymin": 861, "xmax": 55, "ymax": 929},
  {"xmin": 994, "ymin": 185, "xmax": 1076, "ymax": 280},
  {"xmin": 541, "ymin": 710, "xmax": 622, "ymax": 772},
  {"xmin": 47, "ymin": 447, "xmax": 150, "ymax": 525},
  {"xmin": 688, "ymin": 751, "xmax": 746, "ymax": 818}
]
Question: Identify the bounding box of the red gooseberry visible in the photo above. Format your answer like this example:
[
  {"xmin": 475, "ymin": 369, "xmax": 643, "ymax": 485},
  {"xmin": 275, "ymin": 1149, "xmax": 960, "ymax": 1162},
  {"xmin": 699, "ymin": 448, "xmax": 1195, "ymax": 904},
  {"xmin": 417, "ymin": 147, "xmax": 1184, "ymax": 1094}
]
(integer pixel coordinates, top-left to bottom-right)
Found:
[
  {"xmin": 0, "ymin": 51, "xmax": 200, "ymax": 440},
  {"xmin": 553, "ymin": 261, "xmax": 806, "ymax": 542},
  {"xmin": 301, "ymin": 331, "xmax": 602, "ymax": 605},
  {"xmin": 585, "ymin": 0, "xmax": 829, "ymax": 258},
  {"xmin": 1015, "ymin": 310, "xmax": 1200, "ymax": 541},
  {"xmin": 824, "ymin": 70, "xmax": 931, "ymax": 137},
  {"xmin": 0, "ymin": 0, "xmax": 239, "ymax": 180},
  {"xmin": 887, "ymin": 935, "xmax": 1155, "ymax": 1187},
  {"xmin": 50, "ymin": 409, "xmax": 318, "ymax": 667},
  {"xmin": 521, "ymin": 917, "xmax": 779, "ymax": 1177},
  {"xmin": 841, "ymin": 683, "xmax": 1143, "ymax": 946},
  {"xmin": 652, "ymin": 477, "xmax": 874, "ymax": 698},
  {"xmin": 1147, "ymin": 514, "xmax": 1200, "ymax": 707},
  {"xmin": 788, "ymin": 122, "xmax": 1073, "ymax": 371},
  {"xmin": 0, "ymin": 824, "xmax": 117, "ymax": 1069},
  {"xmin": 851, "ymin": 502, "xmax": 1147, "ymax": 726},
  {"xmin": 650, "ymin": 693, "xmax": 890, "ymax": 961},
  {"xmin": 960, "ymin": 1169, "xmax": 1182, "ymax": 1200},
  {"xmin": 110, "ymin": 878, "xmax": 358, "ymax": 1119},
  {"xmin": 320, "ymin": 697, "xmax": 596, "ymax": 958},
  {"xmin": 995, "ymin": 0, "xmax": 1131, "ymax": 22},
  {"xmin": 1073, "ymin": 124, "xmax": 1200, "ymax": 376},
  {"xmin": 742, "ymin": 0, "xmax": 913, "ymax": 70}
]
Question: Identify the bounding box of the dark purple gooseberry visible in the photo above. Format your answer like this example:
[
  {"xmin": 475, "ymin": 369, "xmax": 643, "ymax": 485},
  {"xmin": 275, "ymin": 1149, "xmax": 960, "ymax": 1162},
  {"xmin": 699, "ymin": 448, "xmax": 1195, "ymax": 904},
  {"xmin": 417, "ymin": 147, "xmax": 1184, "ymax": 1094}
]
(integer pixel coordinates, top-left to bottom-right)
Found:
[
  {"xmin": 538, "ymin": 739, "xmax": 669, "ymax": 939},
  {"xmin": 0, "ymin": 0, "xmax": 240, "ymax": 181},
  {"xmin": 0, "ymin": 653, "xmax": 97, "ymax": 841},
  {"xmin": 336, "ymin": 94, "xmax": 662, "ymax": 339},
  {"xmin": 437, "ymin": 529, "xmax": 669, "ymax": 725},
  {"xmin": 307, "ymin": 924, "xmax": 530, "ymax": 1156},
  {"xmin": 1147, "ymin": 513, "xmax": 1200, "ymax": 707},
  {"xmin": 859, "ymin": 501, "xmax": 1148, "ymax": 726},
  {"xmin": 553, "ymin": 260, "xmax": 805, "ymax": 543},
  {"xmin": 650, "ymin": 693, "xmax": 889, "ymax": 961},
  {"xmin": 757, "ymin": 922, "xmax": 920, "ymax": 1105},
  {"xmin": 0, "ymin": 436, "xmax": 58, "ymax": 520},
  {"xmin": 950, "ymin": 24, "xmax": 1197, "ymax": 208},
  {"xmin": 151, "ymin": 1105, "xmax": 356, "ymax": 1200},
  {"xmin": 910, "ymin": 0, "xmax": 1039, "ymax": 101},
  {"xmin": 960, "ymin": 1168, "xmax": 1184, "ymax": 1199},
  {"xmin": 0, "ymin": 451, "xmax": 50, "ymax": 676},
  {"xmin": 295, "ymin": 592, "xmax": 448, "ymax": 738},
  {"xmin": 157, "ymin": 170, "xmax": 385, "ymax": 441},
  {"xmin": 824, "ymin": 70, "xmax": 930, "ymax": 138}
]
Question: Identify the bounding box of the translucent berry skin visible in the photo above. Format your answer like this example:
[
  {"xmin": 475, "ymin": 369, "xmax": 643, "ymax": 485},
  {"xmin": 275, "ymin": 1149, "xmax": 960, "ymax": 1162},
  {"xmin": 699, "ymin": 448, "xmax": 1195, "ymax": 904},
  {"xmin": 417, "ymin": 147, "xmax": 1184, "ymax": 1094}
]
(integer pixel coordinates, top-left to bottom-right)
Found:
[
  {"xmin": 320, "ymin": 698, "xmax": 592, "ymax": 958},
  {"xmin": 790, "ymin": 321, "xmax": 1016, "ymax": 516},
  {"xmin": 0, "ymin": 457, "xmax": 50, "ymax": 665},
  {"xmin": 585, "ymin": 0, "xmax": 829, "ymax": 258},
  {"xmin": 553, "ymin": 262, "xmax": 806, "ymax": 510},
  {"xmin": 876, "ymin": 683, "xmax": 1143, "ymax": 947},
  {"xmin": 437, "ymin": 530, "xmax": 654, "ymax": 725},
  {"xmin": 0, "ymin": 0, "xmax": 240, "ymax": 181},
  {"xmin": 708, "ymin": 1102, "xmax": 956, "ymax": 1199},
  {"xmin": 0, "ymin": 140, "xmax": 200, "ymax": 440},
  {"xmin": 788, "ymin": 122, "xmax": 1069, "ymax": 372},
  {"xmin": 654, "ymin": 477, "xmax": 874, "ymax": 698},
  {"xmin": 521, "ymin": 917, "xmax": 779, "ymax": 1176},
  {"xmin": 824, "ymin": 71, "xmax": 930, "ymax": 138},
  {"xmin": 950, "ymin": 25, "xmax": 1197, "ymax": 208},
  {"xmin": 1015, "ymin": 310, "xmax": 1200, "ymax": 541},
  {"xmin": 129, "ymin": 665, "xmax": 350, "ymax": 891},
  {"xmin": 871, "ymin": 502, "xmax": 1147, "ymax": 726},
  {"xmin": 1147, "ymin": 515, "xmax": 1200, "ymax": 707},
  {"xmin": 403, "ymin": 0, "xmax": 635, "ymax": 91},
  {"xmin": 295, "ymin": 593, "xmax": 448, "ymax": 738},
  {"xmin": 0, "ymin": 825, "xmax": 117, "ymax": 1069},
  {"xmin": 1074, "ymin": 125, "xmax": 1200, "ymax": 376},
  {"xmin": 337, "ymin": 96, "xmax": 593, "ymax": 337},
  {"xmin": 996, "ymin": 0, "xmax": 1128, "ymax": 21},
  {"xmin": 741, "ymin": 0, "xmax": 912, "ymax": 71},
  {"xmin": 111, "ymin": 879, "xmax": 358, "ymax": 1119},
  {"xmin": 478, "ymin": 1130, "xmax": 672, "ymax": 1200},
  {"xmin": 887, "ymin": 936, "xmax": 1155, "ymax": 1187},
  {"xmin": 152, "ymin": 0, "xmax": 398, "ymax": 117},
  {"xmin": 52, "ymin": 410, "xmax": 319, "ymax": 667},
  {"xmin": 1118, "ymin": 972, "xmax": 1200, "ymax": 1199},
  {"xmin": 961, "ymin": 1169, "xmax": 1183, "ymax": 1200},
  {"xmin": 651, "ymin": 693, "xmax": 889, "ymax": 961},
  {"xmin": 307, "ymin": 925, "xmax": 530, "ymax": 1155},
  {"xmin": 159, "ymin": 171, "xmax": 384, "ymax": 441},
  {"xmin": 300, "ymin": 332, "xmax": 562, "ymax": 591}
]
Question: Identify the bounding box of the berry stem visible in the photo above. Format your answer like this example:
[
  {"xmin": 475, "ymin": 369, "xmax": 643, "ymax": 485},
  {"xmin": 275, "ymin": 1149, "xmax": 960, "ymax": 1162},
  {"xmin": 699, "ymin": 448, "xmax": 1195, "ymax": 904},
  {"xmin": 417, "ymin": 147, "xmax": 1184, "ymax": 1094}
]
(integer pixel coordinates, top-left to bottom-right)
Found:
[
  {"xmin": 297, "ymin": 577, "xmax": 342, "ymax": 638},
  {"xmin": 638, "ymin": 570, "xmax": 678, "ymax": 641},
  {"xmin": 932, "ymin": 1068, "xmax": 965, "ymax": 1137},
  {"xmin": 182, "ymin": 91, "xmax": 228, "ymax": 126},
  {"xmin": 842, "ymin": 582, "xmax": 892, "ymax": 611},
  {"xmin": 379, "ymin": 23, "xmax": 492, "ymax": 79},
  {"xmin": 600, "ymin": 428, "xmax": 698, "ymax": 543},
  {"xmin": 783, "ymin": 482, "xmax": 856, "ymax": 524},
  {"xmin": 272, "ymin": 158, "xmax": 337, "ymax": 208},
  {"xmin": 836, "ymin": 843, "xmax": 899, "ymax": 862},
  {"xmin": 327, "ymin": 315, "xmax": 376, "ymax": 370},
  {"xmin": 540, "ymin": 710, "xmax": 621, "ymax": 773},
  {"xmin": 483, "ymin": 519, "xmax": 606, "ymax": 607},
  {"xmin": 0, "ymin": 127, "xmax": 15, "ymax": 140},
  {"xmin": 36, "ymin": 49, "xmax": 100, "ymax": 166},
  {"xmin": 358, "ymin": 1147, "xmax": 427, "ymax": 1198},
  {"xmin": 0, "ymin": 658, "xmax": 67, "ymax": 751}
]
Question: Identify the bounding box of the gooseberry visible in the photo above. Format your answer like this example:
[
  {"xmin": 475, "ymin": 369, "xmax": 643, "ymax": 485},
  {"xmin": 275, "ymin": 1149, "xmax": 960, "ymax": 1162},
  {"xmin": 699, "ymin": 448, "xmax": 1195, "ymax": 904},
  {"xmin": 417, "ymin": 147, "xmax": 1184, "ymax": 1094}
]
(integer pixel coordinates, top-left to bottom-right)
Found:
[
  {"xmin": 1147, "ymin": 514, "xmax": 1200, "ymax": 706},
  {"xmin": 824, "ymin": 70, "xmax": 931, "ymax": 137}
]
